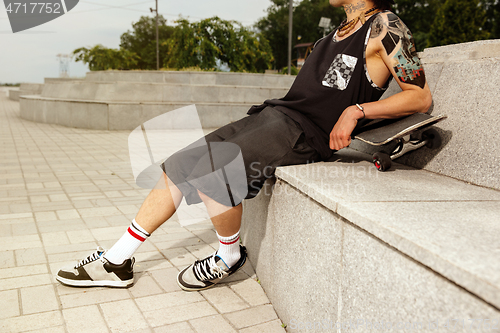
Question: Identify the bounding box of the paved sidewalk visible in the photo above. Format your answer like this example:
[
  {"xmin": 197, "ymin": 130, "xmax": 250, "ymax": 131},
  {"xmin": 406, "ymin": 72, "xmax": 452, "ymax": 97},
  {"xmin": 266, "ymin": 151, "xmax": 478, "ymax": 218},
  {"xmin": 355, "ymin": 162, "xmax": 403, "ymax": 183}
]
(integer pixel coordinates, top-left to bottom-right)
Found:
[{"xmin": 0, "ymin": 92, "xmax": 286, "ymax": 333}]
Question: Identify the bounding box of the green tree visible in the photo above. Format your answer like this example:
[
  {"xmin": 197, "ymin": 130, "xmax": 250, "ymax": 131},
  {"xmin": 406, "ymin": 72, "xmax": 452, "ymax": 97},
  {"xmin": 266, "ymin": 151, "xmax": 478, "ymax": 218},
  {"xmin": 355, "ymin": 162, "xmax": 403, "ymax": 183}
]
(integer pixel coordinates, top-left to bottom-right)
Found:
[
  {"xmin": 428, "ymin": 0, "xmax": 490, "ymax": 47},
  {"xmin": 256, "ymin": 0, "xmax": 344, "ymax": 70},
  {"xmin": 73, "ymin": 45, "xmax": 140, "ymax": 71},
  {"xmin": 163, "ymin": 17, "xmax": 274, "ymax": 72},
  {"xmin": 392, "ymin": 0, "xmax": 440, "ymax": 51},
  {"xmin": 119, "ymin": 15, "xmax": 175, "ymax": 70},
  {"xmin": 483, "ymin": 0, "xmax": 500, "ymax": 39}
]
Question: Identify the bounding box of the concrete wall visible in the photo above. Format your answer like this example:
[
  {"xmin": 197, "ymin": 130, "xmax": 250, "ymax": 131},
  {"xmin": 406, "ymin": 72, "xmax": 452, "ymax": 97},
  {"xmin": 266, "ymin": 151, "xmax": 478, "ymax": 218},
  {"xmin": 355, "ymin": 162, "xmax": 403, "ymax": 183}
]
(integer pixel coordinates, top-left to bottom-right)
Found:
[
  {"xmin": 20, "ymin": 97, "xmax": 251, "ymax": 130},
  {"xmin": 39, "ymin": 81, "xmax": 289, "ymax": 104},
  {"xmin": 8, "ymin": 88, "xmax": 20, "ymax": 101},
  {"xmin": 84, "ymin": 70, "xmax": 296, "ymax": 88}
]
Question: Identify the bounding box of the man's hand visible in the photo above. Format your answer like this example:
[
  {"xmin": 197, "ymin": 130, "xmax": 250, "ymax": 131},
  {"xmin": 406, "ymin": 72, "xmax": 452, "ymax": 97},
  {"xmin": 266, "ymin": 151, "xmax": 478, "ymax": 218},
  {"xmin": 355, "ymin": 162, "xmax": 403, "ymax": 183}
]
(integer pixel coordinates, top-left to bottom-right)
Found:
[{"xmin": 329, "ymin": 105, "xmax": 364, "ymax": 151}]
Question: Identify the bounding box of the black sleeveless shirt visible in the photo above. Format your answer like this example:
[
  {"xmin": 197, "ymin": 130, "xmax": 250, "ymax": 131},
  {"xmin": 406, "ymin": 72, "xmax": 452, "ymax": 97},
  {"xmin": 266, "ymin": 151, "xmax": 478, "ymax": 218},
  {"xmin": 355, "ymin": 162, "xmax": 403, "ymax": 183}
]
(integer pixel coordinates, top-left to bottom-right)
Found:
[{"xmin": 248, "ymin": 12, "xmax": 390, "ymax": 160}]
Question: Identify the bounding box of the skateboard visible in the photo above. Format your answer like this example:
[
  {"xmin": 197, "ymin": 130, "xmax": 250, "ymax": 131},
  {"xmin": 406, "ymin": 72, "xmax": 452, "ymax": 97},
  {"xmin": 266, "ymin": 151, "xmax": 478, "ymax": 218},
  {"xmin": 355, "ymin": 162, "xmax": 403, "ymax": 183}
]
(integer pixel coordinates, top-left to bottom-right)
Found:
[{"xmin": 353, "ymin": 113, "xmax": 447, "ymax": 171}]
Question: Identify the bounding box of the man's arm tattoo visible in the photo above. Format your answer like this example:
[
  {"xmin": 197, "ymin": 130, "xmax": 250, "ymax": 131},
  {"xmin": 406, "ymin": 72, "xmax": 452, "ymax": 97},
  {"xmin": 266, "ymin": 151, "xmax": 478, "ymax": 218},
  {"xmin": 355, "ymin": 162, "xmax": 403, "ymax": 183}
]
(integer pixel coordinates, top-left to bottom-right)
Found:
[
  {"xmin": 344, "ymin": 1, "xmax": 366, "ymax": 14},
  {"xmin": 370, "ymin": 15, "xmax": 384, "ymax": 38},
  {"xmin": 379, "ymin": 13, "xmax": 426, "ymax": 89}
]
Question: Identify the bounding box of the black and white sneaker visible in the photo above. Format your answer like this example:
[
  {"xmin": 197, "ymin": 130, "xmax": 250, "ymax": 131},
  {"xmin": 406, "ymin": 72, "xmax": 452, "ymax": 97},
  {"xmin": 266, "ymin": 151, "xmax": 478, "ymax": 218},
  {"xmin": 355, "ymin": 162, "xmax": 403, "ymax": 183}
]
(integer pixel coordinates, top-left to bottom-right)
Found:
[
  {"xmin": 177, "ymin": 245, "xmax": 247, "ymax": 291},
  {"xmin": 56, "ymin": 247, "xmax": 134, "ymax": 288}
]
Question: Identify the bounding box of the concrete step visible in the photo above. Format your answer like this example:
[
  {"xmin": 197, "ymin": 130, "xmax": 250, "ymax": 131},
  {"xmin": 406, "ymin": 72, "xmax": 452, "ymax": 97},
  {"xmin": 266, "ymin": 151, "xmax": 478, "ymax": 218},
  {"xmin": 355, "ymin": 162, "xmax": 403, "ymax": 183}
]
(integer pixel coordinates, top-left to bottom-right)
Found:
[
  {"xmin": 19, "ymin": 83, "xmax": 44, "ymax": 94},
  {"xmin": 20, "ymin": 95, "xmax": 252, "ymax": 130},
  {"xmin": 242, "ymin": 150, "xmax": 500, "ymax": 330},
  {"xmin": 40, "ymin": 81, "xmax": 288, "ymax": 104},
  {"xmin": 7, "ymin": 88, "xmax": 20, "ymax": 101},
  {"xmin": 84, "ymin": 70, "xmax": 296, "ymax": 88}
]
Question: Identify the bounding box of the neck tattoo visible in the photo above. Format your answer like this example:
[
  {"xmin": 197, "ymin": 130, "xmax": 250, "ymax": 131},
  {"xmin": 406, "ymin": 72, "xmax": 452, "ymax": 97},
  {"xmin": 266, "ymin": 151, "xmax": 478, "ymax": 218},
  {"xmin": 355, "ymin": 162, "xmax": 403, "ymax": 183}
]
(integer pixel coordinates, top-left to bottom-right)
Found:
[
  {"xmin": 337, "ymin": 6, "xmax": 382, "ymax": 37},
  {"xmin": 344, "ymin": 1, "xmax": 367, "ymax": 14}
]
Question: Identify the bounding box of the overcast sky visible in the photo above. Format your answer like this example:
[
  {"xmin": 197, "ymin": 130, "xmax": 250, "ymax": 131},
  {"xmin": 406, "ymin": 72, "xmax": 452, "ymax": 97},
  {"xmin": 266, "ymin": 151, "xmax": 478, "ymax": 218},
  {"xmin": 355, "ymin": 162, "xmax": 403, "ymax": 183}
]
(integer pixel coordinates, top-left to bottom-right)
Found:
[{"xmin": 0, "ymin": 0, "xmax": 273, "ymax": 84}]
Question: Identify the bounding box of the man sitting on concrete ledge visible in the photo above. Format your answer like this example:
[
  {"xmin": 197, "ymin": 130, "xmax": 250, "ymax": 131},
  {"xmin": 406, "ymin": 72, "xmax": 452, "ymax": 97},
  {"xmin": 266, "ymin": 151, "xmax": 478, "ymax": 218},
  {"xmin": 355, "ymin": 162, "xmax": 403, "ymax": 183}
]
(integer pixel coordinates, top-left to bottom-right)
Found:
[{"xmin": 56, "ymin": 0, "xmax": 432, "ymax": 291}]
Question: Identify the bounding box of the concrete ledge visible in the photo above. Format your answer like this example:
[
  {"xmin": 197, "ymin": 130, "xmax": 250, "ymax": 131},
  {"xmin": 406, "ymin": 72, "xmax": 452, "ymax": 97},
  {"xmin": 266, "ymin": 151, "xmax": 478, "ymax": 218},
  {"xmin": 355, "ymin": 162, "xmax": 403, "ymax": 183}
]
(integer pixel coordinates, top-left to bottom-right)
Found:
[
  {"xmin": 242, "ymin": 151, "xmax": 500, "ymax": 329},
  {"xmin": 8, "ymin": 88, "xmax": 20, "ymax": 101},
  {"xmin": 19, "ymin": 95, "xmax": 251, "ymax": 130},
  {"xmin": 84, "ymin": 70, "xmax": 296, "ymax": 88},
  {"xmin": 39, "ymin": 81, "xmax": 289, "ymax": 104}
]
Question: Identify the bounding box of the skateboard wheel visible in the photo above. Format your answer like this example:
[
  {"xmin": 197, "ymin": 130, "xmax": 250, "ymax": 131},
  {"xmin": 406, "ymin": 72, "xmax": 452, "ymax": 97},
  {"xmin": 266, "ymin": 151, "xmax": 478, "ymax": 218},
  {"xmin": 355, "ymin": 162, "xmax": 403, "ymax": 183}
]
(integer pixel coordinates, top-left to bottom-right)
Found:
[
  {"xmin": 372, "ymin": 152, "xmax": 391, "ymax": 172},
  {"xmin": 422, "ymin": 128, "xmax": 441, "ymax": 149}
]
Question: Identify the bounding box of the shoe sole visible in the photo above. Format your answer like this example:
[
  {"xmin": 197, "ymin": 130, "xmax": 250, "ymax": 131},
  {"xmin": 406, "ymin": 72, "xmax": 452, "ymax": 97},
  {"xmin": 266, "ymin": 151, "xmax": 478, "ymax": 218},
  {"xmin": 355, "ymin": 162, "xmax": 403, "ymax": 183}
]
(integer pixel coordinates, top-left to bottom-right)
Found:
[
  {"xmin": 177, "ymin": 257, "xmax": 247, "ymax": 292},
  {"xmin": 56, "ymin": 275, "xmax": 134, "ymax": 288}
]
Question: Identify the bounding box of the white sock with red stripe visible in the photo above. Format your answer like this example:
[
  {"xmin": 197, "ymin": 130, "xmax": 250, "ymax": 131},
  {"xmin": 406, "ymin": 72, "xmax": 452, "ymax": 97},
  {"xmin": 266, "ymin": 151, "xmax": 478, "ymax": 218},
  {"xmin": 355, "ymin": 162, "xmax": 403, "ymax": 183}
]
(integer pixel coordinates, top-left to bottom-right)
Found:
[
  {"xmin": 103, "ymin": 219, "xmax": 150, "ymax": 265},
  {"xmin": 216, "ymin": 230, "xmax": 241, "ymax": 268}
]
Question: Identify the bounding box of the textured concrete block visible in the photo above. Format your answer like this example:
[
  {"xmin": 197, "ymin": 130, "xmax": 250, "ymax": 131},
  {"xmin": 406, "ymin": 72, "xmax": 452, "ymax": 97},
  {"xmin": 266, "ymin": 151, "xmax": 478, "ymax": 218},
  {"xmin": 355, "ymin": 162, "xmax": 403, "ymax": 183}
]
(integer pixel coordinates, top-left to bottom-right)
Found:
[
  {"xmin": 230, "ymin": 279, "xmax": 270, "ymax": 306},
  {"xmin": 337, "ymin": 200, "xmax": 500, "ymax": 310},
  {"xmin": 276, "ymin": 153, "xmax": 500, "ymax": 206},
  {"xmin": 241, "ymin": 179, "xmax": 275, "ymax": 296},
  {"xmin": 86, "ymin": 102, "xmax": 109, "ymax": 130},
  {"xmin": 243, "ymin": 87, "xmax": 269, "ymax": 104},
  {"xmin": 21, "ymin": 285, "xmax": 59, "ymax": 315},
  {"xmin": 201, "ymin": 286, "xmax": 249, "ymax": 313},
  {"xmin": 189, "ymin": 314, "xmax": 237, "ymax": 333},
  {"xmin": 0, "ymin": 289, "xmax": 20, "ymax": 319},
  {"xmin": 8, "ymin": 88, "xmax": 20, "ymax": 101},
  {"xmin": 421, "ymin": 39, "xmax": 500, "ymax": 64},
  {"xmin": 196, "ymin": 103, "xmax": 249, "ymax": 128},
  {"xmin": 63, "ymin": 305, "xmax": 109, "ymax": 333},
  {"xmin": 154, "ymin": 322, "xmax": 196, "ymax": 333},
  {"xmin": 268, "ymin": 180, "xmax": 342, "ymax": 329},
  {"xmin": 100, "ymin": 299, "xmax": 149, "ymax": 332},
  {"xmin": 112, "ymin": 82, "xmax": 163, "ymax": 102},
  {"xmin": 189, "ymin": 73, "xmax": 217, "ymax": 86},
  {"xmin": 135, "ymin": 290, "xmax": 203, "ymax": 312},
  {"xmin": 238, "ymin": 319, "xmax": 286, "ymax": 333},
  {"xmin": 19, "ymin": 97, "xmax": 35, "ymax": 120},
  {"xmin": 149, "ymin": 267, "xmax": 182, "ymax": 293},
  {"xmin": 162, "ymin": 72, "xmax": 192, "ymax": 85},
  {"xmin": 54, "ymin": 100, "xmax": 72, "ymax": 128},
  {"xmin": 78, "ymin": 81, "xmax": 99, "ymax": 100},
  {"xmin": 59, "ymin": 289, "xmax": 130, "ymax": 308},
  {"xmin": 15, "ymin": 247, "xmax": 46, "ymax": 266},
  {"xmin": 340, "ymin": 222, "xmax": 500, "ymax": 327},
  {"xmin": 196, "ymin": 85, "xmax": 221, "ymax": 103},
  {"xmin": 224, "ymin": 304, "xmax": 278, "ymax": 329},
  {"xmin": 0, "ymin": 311, "xmax": 63, "ymax": 332},
  {"xmin": 162, "ymin": 84, "xmax": 193, "ymax": 103},
  {"xmin": 397, "ymin": 58, "xmax": 500, "ymax": 190},
  {"xmin": 108, "ymin": 103, "xmax": 142, "ymax": 131},
  {"xmin": 0, "ymin": 250, "xmax": 16, "ymax": 268},
  {"xmin": 142, "ymin": 301, "xmax": 217, "ymax": 327}
]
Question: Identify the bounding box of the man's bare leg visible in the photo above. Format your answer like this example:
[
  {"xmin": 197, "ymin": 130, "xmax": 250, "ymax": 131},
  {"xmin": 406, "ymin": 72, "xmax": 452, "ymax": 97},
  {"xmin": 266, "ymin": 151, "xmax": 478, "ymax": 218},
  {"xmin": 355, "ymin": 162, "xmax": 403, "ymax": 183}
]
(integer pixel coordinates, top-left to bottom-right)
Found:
[
  {"xmin": 197, "ymin": 189, "xmax": 242, "ymax": 236},
  {"xmin": 176, "ymin": 189, "xmax": 245, "ymax": 291},
  {"xmin": 56, "ymin": 173, "xmax": 184, "ymax": 287},
  {"xmin": 102, "ymin": 173, "xmax": 183, "ymax": 265},
  {"xmin": 134, "ymin": 173, "xmax": 184, "ymax": 234},
  {"xmin": 197, "ymin": 190, "xmax": 243, "ymax": 268}
]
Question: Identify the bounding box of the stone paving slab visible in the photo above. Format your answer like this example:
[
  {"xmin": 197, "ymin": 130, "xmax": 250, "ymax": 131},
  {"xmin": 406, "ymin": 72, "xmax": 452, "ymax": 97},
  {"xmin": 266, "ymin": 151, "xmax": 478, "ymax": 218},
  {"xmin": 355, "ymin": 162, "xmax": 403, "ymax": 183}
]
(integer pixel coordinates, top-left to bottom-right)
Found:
[{"xmin": 0, "ymin": 93, "xmax": 285, "ymax": 333}]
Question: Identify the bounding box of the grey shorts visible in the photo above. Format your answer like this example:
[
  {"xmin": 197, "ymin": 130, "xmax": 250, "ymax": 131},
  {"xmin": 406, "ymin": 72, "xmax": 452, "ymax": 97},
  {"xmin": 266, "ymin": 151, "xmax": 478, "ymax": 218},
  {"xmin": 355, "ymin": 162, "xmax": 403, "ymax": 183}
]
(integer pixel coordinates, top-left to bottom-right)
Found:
[{"xmin": 161, "ymin": 106, "xmax": 321, "ymax": 207}]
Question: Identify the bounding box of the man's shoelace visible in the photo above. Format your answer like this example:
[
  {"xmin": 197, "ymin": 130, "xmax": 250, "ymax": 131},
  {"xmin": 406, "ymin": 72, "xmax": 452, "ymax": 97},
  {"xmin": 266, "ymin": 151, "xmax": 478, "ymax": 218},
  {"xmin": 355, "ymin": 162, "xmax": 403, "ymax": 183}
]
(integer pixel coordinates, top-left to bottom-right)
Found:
[
  {"xmin": 193, "ymin": 254, "xmax": 228, "ymax": 282},
  {"xmin": 75, "ymin": 247, "xmax": 104, "ymax": 269}
]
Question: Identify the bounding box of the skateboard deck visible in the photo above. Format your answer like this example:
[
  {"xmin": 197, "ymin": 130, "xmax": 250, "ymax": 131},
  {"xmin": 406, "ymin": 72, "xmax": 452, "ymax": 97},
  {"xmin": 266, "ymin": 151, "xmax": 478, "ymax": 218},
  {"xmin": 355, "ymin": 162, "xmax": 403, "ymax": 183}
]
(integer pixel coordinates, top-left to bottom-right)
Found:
[
  {"xmin": 352, "ymin": 113, "xmax": 447, "ymax": 171},
  {"xmin": 354, "ymin": 113, "xmax": 447, "ymax": 146}
]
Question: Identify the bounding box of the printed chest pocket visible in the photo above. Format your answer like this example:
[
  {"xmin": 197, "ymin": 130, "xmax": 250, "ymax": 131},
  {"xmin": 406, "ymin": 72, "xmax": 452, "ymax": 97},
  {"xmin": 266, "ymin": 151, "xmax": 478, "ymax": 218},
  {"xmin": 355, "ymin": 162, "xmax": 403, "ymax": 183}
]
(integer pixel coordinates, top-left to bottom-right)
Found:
[{"xmin": 322, "ymin": 54, "xmax": 358, "ymax": 90}]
